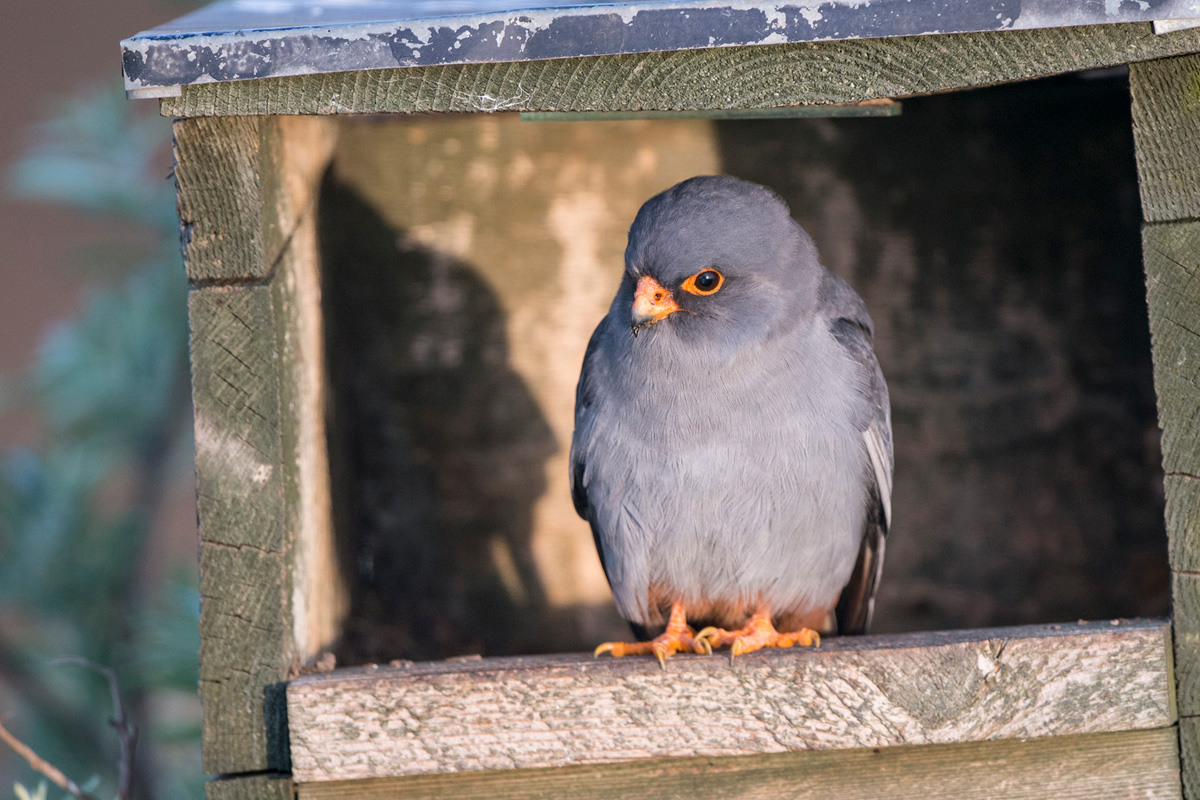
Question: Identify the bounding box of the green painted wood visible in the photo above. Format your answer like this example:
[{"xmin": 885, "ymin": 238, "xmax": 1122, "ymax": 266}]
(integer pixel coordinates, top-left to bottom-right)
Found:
[
  {"xmin": 1131, "ymin": 54, "xmax": 1200, "ymax": 223},
  {"xmin": 296, "ymin": 727, "xmax": 1181, "ymax": 800},
  {"xmin": 207, "ymin": 774, "xmax": 294, "ymax": 800},
  {"xmin": 160, "ymin": 23, "xmax": 1200, "ymax": 118}
]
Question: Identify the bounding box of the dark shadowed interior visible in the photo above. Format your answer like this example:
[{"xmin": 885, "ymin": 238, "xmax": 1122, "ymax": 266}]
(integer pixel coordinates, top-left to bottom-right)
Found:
[{"xmin": 718, "ymin": 72, "xmax": 1166, "ymax": 633}]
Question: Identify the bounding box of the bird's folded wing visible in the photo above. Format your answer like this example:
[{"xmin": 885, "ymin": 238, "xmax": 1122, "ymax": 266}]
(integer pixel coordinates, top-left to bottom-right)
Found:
[
  {"xmin": 569, "ymin": 325, "xmax": 610, "ymax": 582},
  {"xmin": 830, "ymin": 313, "xmax": 893, "ymax": 635}
]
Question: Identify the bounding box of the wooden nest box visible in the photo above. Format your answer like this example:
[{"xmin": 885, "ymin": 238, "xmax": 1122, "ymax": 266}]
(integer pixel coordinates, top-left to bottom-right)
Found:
[{"xmin": 123, "ymin": 1, "xmax": 1200, "ymax": 797}]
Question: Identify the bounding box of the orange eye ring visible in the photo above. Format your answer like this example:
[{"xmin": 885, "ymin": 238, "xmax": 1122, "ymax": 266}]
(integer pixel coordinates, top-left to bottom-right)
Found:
[{"xmin": 681, "ymin": 269, "xmax": 725, "ymax": 296}]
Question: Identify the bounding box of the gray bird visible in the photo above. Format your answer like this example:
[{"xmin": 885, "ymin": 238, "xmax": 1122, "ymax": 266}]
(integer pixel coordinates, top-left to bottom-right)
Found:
[{"xmin": 570, "ymin": 176, "xmax": 892, "ymax": 666}]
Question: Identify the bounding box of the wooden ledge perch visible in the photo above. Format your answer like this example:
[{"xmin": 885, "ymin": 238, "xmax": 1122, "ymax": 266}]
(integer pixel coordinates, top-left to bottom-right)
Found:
[{"xmin": 288, "ymin": 619, "xmax": 1175, "ymax": 785}]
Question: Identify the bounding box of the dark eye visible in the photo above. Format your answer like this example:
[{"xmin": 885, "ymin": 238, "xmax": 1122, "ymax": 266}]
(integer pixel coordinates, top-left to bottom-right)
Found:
[{"xmin": 682, "ymin": 269, "xmax": 724, "ymax": 296}]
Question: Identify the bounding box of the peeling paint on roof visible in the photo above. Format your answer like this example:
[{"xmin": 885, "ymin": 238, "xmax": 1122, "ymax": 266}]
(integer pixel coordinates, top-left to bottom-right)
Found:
[{"xmin": 122, "ymin": 0, "xmax": 1200, "ymax": 93}]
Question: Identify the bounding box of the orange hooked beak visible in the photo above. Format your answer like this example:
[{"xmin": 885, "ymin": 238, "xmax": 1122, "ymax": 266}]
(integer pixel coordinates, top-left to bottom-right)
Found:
[{"xmin": 631, "ymin": 276, "xmax": 681, "ymax": 334}]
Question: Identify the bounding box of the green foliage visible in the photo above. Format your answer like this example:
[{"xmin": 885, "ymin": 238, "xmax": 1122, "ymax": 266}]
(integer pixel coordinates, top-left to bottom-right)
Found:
[
  {"xmin": 13, "ymin": 781, "xmax": 47, "ymax": 800},
  {"xmin": 8, "ymin": 87, "xmax": 177, "ymax": 231},
  {"xmin": 0, "ymin": 85, "xmax": 201, "ymax": 799}
]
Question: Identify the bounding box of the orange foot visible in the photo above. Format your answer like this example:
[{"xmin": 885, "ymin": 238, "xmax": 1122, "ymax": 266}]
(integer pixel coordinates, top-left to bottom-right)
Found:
[
  {"xmin": 594, "ymin": 601, "xmax": 712, "ymax": 668},
  {"xmin": 697, "ymin": 606, "xmax": 820, "ymax": 658}
]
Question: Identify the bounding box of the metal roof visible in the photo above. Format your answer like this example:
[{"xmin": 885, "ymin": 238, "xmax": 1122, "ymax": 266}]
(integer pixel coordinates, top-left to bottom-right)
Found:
[{"xmin": 123, "ymin": 0, "xmax": 1200, "ymax": 97}]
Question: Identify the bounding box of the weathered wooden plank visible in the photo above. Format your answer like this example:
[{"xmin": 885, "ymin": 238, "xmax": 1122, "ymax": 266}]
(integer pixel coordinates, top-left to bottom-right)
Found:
[
  {"xmin": 296, "ymin": 728, "xmax": 1181, "ymax": 800},
  {"xmin": 272, "ymin": 201, "xmax": 346, "ymax": 673},
  {"xmin": 1167, "ymin": 476, "xmax": 1200, "ymax": 575},
  {"xmin": 1183, "ymin": 716, "xmax": 1200, "ymax": 800},
  {"xmin": 519, "ymin": 100, "xmax": 900, "ymax": 120},
  {"xmin": 1130, "ymin": 54, "xmax": 1200, "ymax": 223},
  {"xmin": 174, "ymin": 116, "xmax": 336, "ymax": 282},
  {"xmin": 1142, "ymin": 222, "xmax": 1200, "ymax": 574},
  {"xmin": 175, "ymin": 118, "xmax": 266, "ymax": 280},
  {"xmin": 207, "ymin": 774, "xmax": 294, "ymax": 800},
  {"xmin": 288, "ymin": 619, "xmax": 1173, "ymax": 783},
  {"xmin": 190, "ymin": 193, "xmax": 344, "ymax": 773},
  {"xmin": 191, "ymin": 284, "xmax": 293, "ymax": 774},
  {"xmin": 1134, "ymin": 55, "xmax": 1200, "ymax": 795},
  {"xmin": 1176, "ymin": 573, "xmax": 1200, "ymax": 718},
  {"xmin": 161, "ymin": 23, "xmax": 1200, "ymax": 117}
]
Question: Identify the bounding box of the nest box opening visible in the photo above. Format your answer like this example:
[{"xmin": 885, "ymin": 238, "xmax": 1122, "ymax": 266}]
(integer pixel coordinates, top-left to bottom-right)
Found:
[{"xmin": 313, "ymin": 70, "xmax": 1167, "ymax": 668}]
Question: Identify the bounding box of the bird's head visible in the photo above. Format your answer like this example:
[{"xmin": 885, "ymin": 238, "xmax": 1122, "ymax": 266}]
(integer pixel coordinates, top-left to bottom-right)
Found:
[{"xmin": 620, "ymin": 176, "xmax": 822, "ymax": 351}]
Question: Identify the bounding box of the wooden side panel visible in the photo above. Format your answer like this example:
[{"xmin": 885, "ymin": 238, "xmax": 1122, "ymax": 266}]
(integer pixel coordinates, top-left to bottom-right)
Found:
[
  {"xmin": 1184, "ymin": 717, "xmax": 1200, "ymax": 800},
  {"xmin": 161, "ymin": 23, "xmax": 1200, "ymax": 117},
  {"xmin": 1167, "ymin": 474, "xmax": 1200, "ymax": 574},
  {"xmin": 175, "ymin": 117, "xmax": 336, "ymax": 282},
  {"xmin": 191, "ymin": 284, "xmax": 294, "ymax": 774},
  {"xmin": 296, "ymin": 727, "xmax": 1181, "ymax": 800},
  {"xmin": 288, "ymin": 621, "xmax": 1173, "ymax": 783},
  {"xmin": 1142, "ymin": 222, "xmax": 1200, "ymax": 576},
  {"xmin": 181, "ymin": 115, "xmax": 344, "ymax": 777},
  {"xmin": 207, "ymin": 775, "xmax": 294, "ymax": 800},
  {"xmin": 175, "ymin": 117, "xmax": 268, "ymax": 280},
  {"xmin": 1131, "ymin": 54, "xmax": 1200, "ymax": 224},
  {"xmin": 1132, "ymin": 54, "xmax": 1200, "ymax": 799},
  {"xmin": 1177, "ymin": 573, "xmax": 1200, "ymax": 725},
  {"xmin": 191, "ymin": 285, "xmax": 291, "ymax": 774}
]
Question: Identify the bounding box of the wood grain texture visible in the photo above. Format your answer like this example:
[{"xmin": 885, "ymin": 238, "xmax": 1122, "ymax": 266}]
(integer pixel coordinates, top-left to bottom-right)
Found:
[
  {"xmin": 1131, "ymin": 54, "xmax": 1200, "ymax": 223},
  {"xmin": 175, "ymin": 118, "xmax": 267, "ymax": 280},
  {"xmin": 1175, "ymin": 573, "xmax": 1200, "ymax": 719},
  {"xmin": 1133, "ymin": 57, "xmax": 1200, "ymax": 794},
  {"xmin": 1183, "ymin": 716, "xmax": 1200, "ymax": 800},
  {"xmin": 160, "ymin": 23, "xmax": 1200, "ymax": 118},
  {"xmin": 1142, "ymin": 222, "xmax": 1200, "ymax": 574},
  {"xmin": 296, "ymin": 728, "xmax": 1182, "ymax": 800},
  {"xmin": 275, "ymin": 189, "xmax": 346, "ymax": 673},
  {"xmin": 189, "ymin": 199, "xmax": 343, "ymax": 775},
  {"xmin": 1167, "ymin": 475, "xmax": 1200, "ymax": 575},
  {"xmin": 174, "ymin": 116, "xmax": 336, "ymax": 282},
  {"xmin": 207, "ymin": 774, "xmax": 294, "ymax": 800},
  {"xmin": 191, "ymin": 284, "xmax": 293, "ymax": 775},
  {"xmin": 287, "ymin": 620, "xmax": 1173, "ymax": 782}
]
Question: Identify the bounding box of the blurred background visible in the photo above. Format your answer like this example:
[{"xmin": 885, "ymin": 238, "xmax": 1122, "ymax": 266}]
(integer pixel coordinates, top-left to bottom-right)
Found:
[
  {"xmin": 0, "ymin": 0, "xmax": 203, "ymax": 797},
  {"xmin": 0, "ymin": 0, "xmax": 1173, "ymax": 796}
]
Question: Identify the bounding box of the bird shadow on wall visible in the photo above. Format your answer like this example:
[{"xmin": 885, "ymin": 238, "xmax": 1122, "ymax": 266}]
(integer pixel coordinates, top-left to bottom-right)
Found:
[{"xmin": 317, "ymin": 173, "xmax": 560, "ymax": 664}]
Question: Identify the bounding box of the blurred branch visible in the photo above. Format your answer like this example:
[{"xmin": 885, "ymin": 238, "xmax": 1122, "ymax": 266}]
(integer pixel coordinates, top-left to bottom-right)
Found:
[
  {"xmin": 0, "ymin": 641, "xmax": 110, "ymax": 757},
  {"xmin": 50, "ymin": 658, "xmax": 137, "ymax": 800},
  {"xmin": 0, "ymin": 718, "xmax": 100, "ymax": 800}
]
